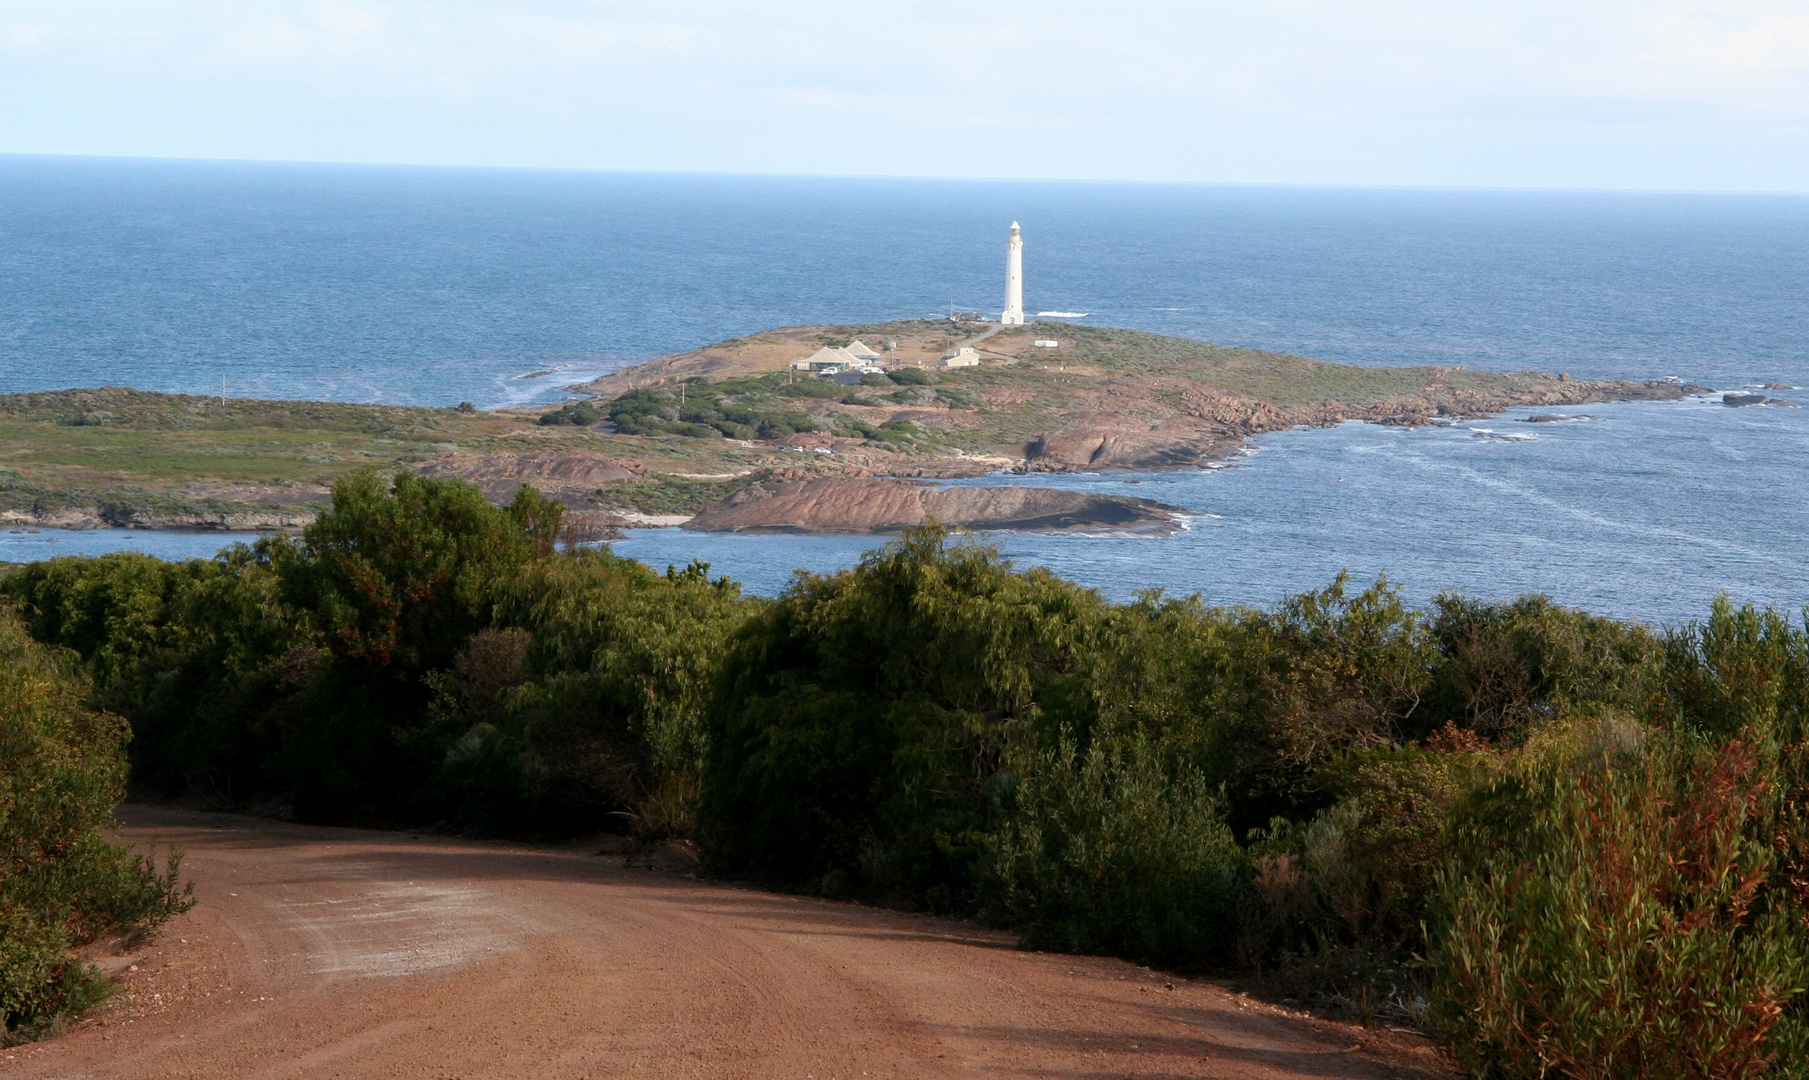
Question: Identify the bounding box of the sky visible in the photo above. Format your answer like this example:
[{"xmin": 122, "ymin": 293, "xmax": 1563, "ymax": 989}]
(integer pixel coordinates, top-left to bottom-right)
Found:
[{"xmin": 2, "ymin": 1, "xmax": 1808, "ymax": 190}]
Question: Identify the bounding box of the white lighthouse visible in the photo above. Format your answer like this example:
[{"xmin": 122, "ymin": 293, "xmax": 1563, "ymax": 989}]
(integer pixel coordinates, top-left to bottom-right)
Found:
[{"xmin": 1001, "ymin": 221, "xmax": 1024, "ymax": 326}]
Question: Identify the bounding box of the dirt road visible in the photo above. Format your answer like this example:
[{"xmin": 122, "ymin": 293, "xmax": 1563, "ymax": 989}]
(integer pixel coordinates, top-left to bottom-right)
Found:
[{"xmin": 6, "ymin": 807, "xmax": 1449, "ymax": 1079}]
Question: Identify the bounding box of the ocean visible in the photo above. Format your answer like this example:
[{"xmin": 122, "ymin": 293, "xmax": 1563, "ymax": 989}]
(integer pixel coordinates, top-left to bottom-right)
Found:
[{"xmin": 3, "ymin": 155, "xmax": 1806, "ymax": 623}]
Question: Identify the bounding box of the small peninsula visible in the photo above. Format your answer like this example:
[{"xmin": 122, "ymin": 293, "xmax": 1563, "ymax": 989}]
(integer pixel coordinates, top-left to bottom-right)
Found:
[{"xmin": 0, "ymin": 320, "xmax": 1694, "ymax": 535}]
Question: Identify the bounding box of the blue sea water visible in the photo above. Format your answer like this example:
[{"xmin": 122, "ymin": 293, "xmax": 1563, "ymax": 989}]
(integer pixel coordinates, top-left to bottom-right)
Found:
[
  {"xmin": 614, "ymin": 397, "xmax": 1809, "ymax": 625},
  {"xmin": 2, "ymin": 155, "xmax": 1807, "ymax": 623}
]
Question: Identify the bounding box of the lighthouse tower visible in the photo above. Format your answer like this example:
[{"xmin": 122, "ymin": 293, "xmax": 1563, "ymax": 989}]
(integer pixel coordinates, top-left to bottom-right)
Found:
[{"xmin": 1001, "ymin": 222, "xmax": 1024, "ymax": 326}]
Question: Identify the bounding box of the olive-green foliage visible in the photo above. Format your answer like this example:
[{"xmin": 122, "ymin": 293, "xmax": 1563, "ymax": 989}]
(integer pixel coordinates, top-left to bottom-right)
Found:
[
  {"xmin": 428, "ymin": 552, "xmax": 751, "ymax": 836},
  {"xmin": 2, "ymin": 545, "xmax": 298, "ymax": 802},
  {"xmin": 255, "ymin": 475, "xmax": 563, "ymax": 817},
  {"xmin": 537, "ymin": 400, "xmax": 603, "ymax": 426},
  {"xmin": 3, "ymin": 472, "xmax": 751, "ymax": 840},
  {"xmin": 700, "ymin": 540, "xmax": 1672, "ymax": 975},
  {"xmin": 1431, "ymin": 602, "xmax": 1809, "ymax": 1077},
  {"xmin": 601, "ymin": 374, "xmax": 928, "ymax": 443},
  {"xmin": 0, "ymin": 610, "xmax": 190, "ymax": 1043},
  {"xmin": 608, "ymin": 378, "xmax": 828, "ymax": 439},
  {"xmin": 983, "ymin": 735, "xmax": 1245, "ymax": 968},
  {"xmin": 3, "ymin": 473, "xmax": 566, "ymax": 819},
  {"xmin": 1427, "ymin": 593, "xmax": 1658, "ymax": 738},
  {"xmin": 702, "ymin": 527, "xmax": 1107, "ymax": 909},
  {"xmin": 282, "ymin": 472, "xmax": 554, "ymax": 681},
  {"xmin": 1246, "ymin": 746, "xmax": 1474, "ymax": 950},
  {"xmin": 593, "ymin": 477, "xmax": 737, "ymax": 516},
  {"xmin": 1433, "ymin": 718, "xmax": 1808, "ymax": 1079}
]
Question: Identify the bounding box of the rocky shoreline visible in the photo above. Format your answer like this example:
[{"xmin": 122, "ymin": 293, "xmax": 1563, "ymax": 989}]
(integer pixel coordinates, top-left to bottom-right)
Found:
[
  {"xmin": 0, "ymin": 324, "xmax": 1720, "ymax": 538},
  {"xmin": 1014, "ymin": 377, "xmax": 1699, "ymax": 471}
]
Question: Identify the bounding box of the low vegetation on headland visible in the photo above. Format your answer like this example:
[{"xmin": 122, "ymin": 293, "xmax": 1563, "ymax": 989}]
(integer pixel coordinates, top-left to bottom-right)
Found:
[
  {"xmin": 0, "ymin": 322, "xmax": 1691, "ymax": 533},
  {"xmin": 5, "ymin": 469, "xmax": 1809, "ymax": 1076}
]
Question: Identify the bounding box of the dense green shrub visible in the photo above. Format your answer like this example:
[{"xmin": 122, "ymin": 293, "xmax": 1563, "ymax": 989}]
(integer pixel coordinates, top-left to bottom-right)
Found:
[
  {"xmin": 428, "ymin": 552, "xmax": 752, "ymax": 835},
  {"xmin": 983, "ymin": 735, "xmax": 1245, "ymax": 968},
  {"xmin": 1242, "ymin": 742, "xmax": 1487, "ymax": 987},
  {"xmin": 2, "ymin": 473, "xmax": 568, "ymax": 819},
  {"xmin": 0, "ymin": 610, "xmax": 190, "ymax": 1042},
  {"xmin": 538, "ymin": 400, "xmax": 602, "ymax": 426},
  {"xmin": 1427, "ymin": 593, "xmax": 1658, "ymax": 739},
  {"xmin": 1, "ymin": 546, "xmax": 300, "ymax": 801},
  {"xmin": 701, "ymin": 527, "xmax": 1107, "ymax": 908}
]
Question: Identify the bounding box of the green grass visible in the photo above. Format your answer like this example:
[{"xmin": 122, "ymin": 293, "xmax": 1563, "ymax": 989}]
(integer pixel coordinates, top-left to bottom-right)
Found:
[
  {"xmin": 0, "ymin": 389, "xmax": 543, "ymax": 521},
  {"xmin": 593, "ymin": 477, "xmax": 740, "ymax": 516},
  {"xmin": 0, "ymin": 389, "xmax": 500, "ymax": 483},
  {"xmin": 979, "ymin": 324, "xmax": 1536, "ymax": 408}
]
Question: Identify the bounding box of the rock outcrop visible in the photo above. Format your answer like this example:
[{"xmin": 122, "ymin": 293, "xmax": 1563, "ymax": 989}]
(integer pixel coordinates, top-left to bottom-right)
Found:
[
  {"xmin": 684, "ymin": 477, "xmax": 1184, "ymax": 534},
  {"xmin": 1022, "ymin": 414, "xmax": 1236, "ymax": 470}
]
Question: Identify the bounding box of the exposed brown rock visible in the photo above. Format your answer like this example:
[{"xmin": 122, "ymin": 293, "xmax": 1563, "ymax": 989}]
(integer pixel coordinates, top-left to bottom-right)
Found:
[
  {"xmin": 684, "ymin": 477, "xmax": 1183, "ymax": 534},
  {"xmin": 1023, "ymin": 413, "xmax": 1238, "ymax": 470}
]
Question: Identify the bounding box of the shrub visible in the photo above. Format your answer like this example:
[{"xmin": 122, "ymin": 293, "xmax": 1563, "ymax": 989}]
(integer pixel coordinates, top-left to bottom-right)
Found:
[
  {"xmin": 778, "ymin": 378, "xmax": 844, "ymax": 400},
  {"xmin": 701, "ymin": 526, "xmax": 1106, "ymax": 907},
  {"xmin": 1155, "ymin": 573, "xmax": 1437, "ymax": 836},
  {"xmin": 1432, "ymin": 717, "xmax": 1808, "ymax": 1079},
  {"xmin": 281, "ymin": 473, "xmax": 555, "ymax": 682},
  {"xmin": 0, "ymin": 610, "xmax": 191, "ymax": 1042},
  {"xmin": 431, "ymin": 552, "xmax": 751, "ymax": 835},
  {"xmin": 983, "ymin": 735, "xmax": 1245, "ymax": 968},
  {"xmin": 2, "ymin": 546, "xmax": 293, "ymax": 799},
  {"xmin": 1427, "ymin": 593, "xmax": 1657, "ymax": 739},
  {"xmin": 538, "ymin": 400, "xmax": 602, "ymax": 426},
  {"xmin": 593, "ymin": 478, "xmax": 735, "ymax": 516}
]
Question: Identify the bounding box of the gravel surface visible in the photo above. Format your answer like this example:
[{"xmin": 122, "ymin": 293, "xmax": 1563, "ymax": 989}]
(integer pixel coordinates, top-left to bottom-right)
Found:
[{"xmin": 6, "ymin": 806, "xmax": 1452, "ymax": 1079}]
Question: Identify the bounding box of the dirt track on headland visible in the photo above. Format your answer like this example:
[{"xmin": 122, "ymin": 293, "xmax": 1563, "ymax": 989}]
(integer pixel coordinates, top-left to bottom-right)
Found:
[{"xmin": 6, "ymin": 807, "xmax": 1451, "ymax": 1079}]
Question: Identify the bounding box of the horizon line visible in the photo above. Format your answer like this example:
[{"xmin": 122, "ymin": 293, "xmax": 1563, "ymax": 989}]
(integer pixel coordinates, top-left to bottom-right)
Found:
[{"xmin": 4, "ymin": 150, "xmax": 1806, "ymax": 200}]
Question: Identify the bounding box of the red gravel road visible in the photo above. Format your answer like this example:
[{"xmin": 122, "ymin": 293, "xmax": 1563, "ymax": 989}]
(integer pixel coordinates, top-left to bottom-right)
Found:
[{"xmin": 5, "ymin": 807, "xmax": 1451, "ymax": 1079}]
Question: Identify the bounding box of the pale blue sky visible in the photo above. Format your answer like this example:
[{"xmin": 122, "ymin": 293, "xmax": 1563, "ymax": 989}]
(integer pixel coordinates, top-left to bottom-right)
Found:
[{"xmin": 3, "ymin": 1, "xmax": 1808, "ymax": 190}]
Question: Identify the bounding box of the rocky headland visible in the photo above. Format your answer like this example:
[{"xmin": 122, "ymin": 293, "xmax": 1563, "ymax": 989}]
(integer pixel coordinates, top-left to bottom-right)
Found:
[{"xmin": 0, "ymin": 323, "xmax": 1703, "ymax": 535}]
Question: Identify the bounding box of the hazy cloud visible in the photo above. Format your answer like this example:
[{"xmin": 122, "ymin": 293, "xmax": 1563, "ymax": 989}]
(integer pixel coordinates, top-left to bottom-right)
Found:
[{"xmin": 1, "ymin": 0, "xmax": 1806, "ymax": 188}]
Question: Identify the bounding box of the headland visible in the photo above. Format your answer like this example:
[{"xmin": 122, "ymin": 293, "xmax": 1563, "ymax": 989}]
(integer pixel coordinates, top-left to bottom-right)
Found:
[{"xmin": 0, "ymin": 320, "xmax": 1701, "ymax": 536}]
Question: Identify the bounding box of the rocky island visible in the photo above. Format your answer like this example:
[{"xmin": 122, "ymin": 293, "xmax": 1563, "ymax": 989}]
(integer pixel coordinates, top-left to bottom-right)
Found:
[{"xmin": 0, "ymin": 320, "xmax": 1695, "ymax": 535}]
